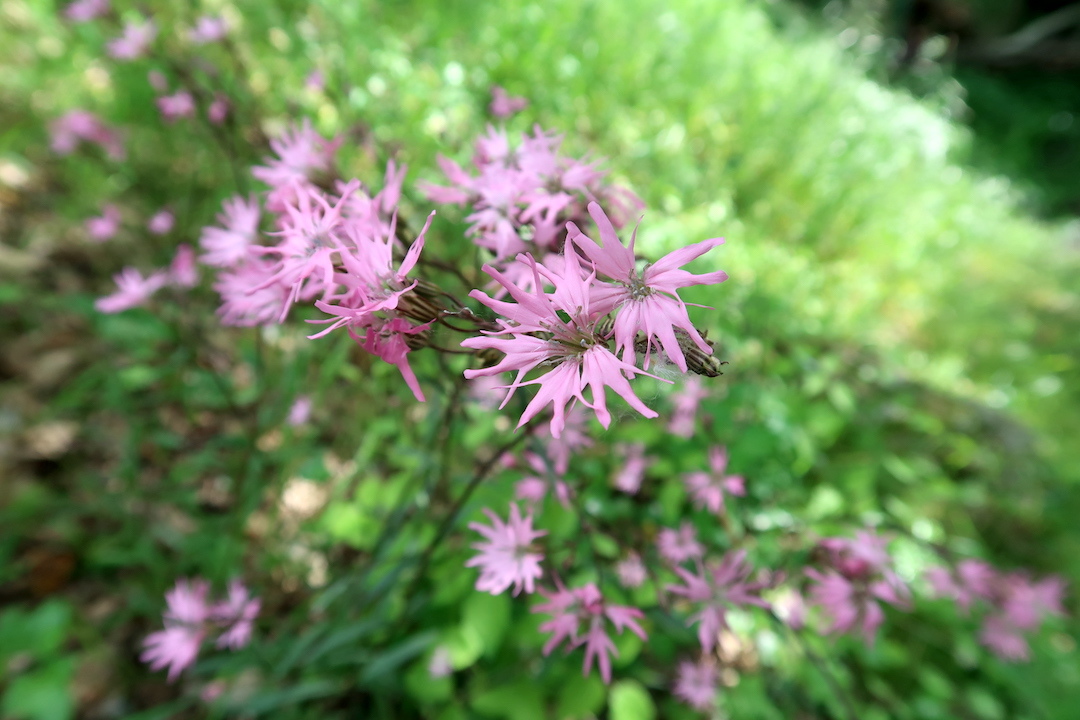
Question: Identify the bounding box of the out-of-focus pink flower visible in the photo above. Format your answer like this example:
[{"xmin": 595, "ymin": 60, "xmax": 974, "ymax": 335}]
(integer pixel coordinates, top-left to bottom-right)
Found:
[
  {"xmin": 306, "ymin": 70, "xmax": 325, "ymax": 90},
  {"xmin": 926, "ymin": 559, "xmax": 995, "ymax": 613},
  {"xmin": 616, "ymin": 553, "xmax": 647, "ymax": 589},
  {"xmin": 489, "ymin": 86, "xmax": 528, "ymax": 118},
  {"xmin": 107, "ymin": 18, "xmax": 157, "ymax": 60},
  {"xmin": 980, "ymin": 615, "xmax": 1030, "ymax": 661},
  {"xmin": 86, "ymin": 204, "xmax": 121, "ymax": 242},
  {"xmin": 157, "ymin": 91, "xmax": 196, "ymax": 123},
  {"xmin": 214, "ymin": 258, "xmax": 290, "ymax": 327},
  {"xmin": 673, "ymin": 659, "xmax": 719, "ymax": 711},
  {"xmin": 208, "ymin": 94, "xmax": 229, "ymax": 125},
  {"xmin": 515, "ymin": 452, "xmax": 572, "ymax": 509},
  {"xmin": 569, "ymin": 202, "xmax": 728, "ymax": 372},
  {"xmin": 542, "ymin": 406, "xmax": 593, "ymax": 476},
  {"xmin": 212, "ymin": 580, "xmax": 260, "ymax": 650},
  {"xmin": 462, "ymin": 243, "xmax": 664, "ymax": 438},
  {"xmin": 189, "ymin": 15, "xmax": 229, "ymax": 44},
  {"xmin": 252, "ymin": 120, "xmax": 341, "ymax": 210},
  {"xmin": 667, "ymin": 550, "xmax": 770, "ymax": 653},
  {"xmin": 147, "ymin": 70, "xmax": 168, "ymax": 92},
  {"xmin": 669, "ymin": 376, "xmax": 708, "ymax": 438},
  {"xmin": 200, "ymin": 194, "xmax": 261, "ymax": 268},
  {"xmin": 532, "ymin": 583, "xmax": 647, "ymax": 684},
  {"xmin": 96, "ymin": 267, "xmax": 167, "ymax": 314},
  {"xmin": 428, "ymin": 646, "xmax": 453, "ymax": 678},
  {"xmin": 1001, "ymin": 574, "xmax": 1066, "ymax": 630},
  {"xmin": 141, "ymin": 579, "xmax": 211, "ymax": 682},
  {"xmin": 466, "ymin": 503, "xmax": 546, "ymax": 596},
  {"xmin": 287, "ymin": 395, "xmax": 312, "ymax": 426},
  {"xmin": 64, "ymin": 0, "xmax": 109, "ymax": 22},
  {"xmin": 683, "ymin": 445, "xmax": 745, "ymax": 516},
  {"xmin": 200, "ymin": 679, "xmax": 227, "ymax": 702},
  {"xmin": 50, "ymin": 110, "xmax": 125, "ymax": 160},
  {"xmin": 612, "ymin": 442, "xmax": 651, "ymax": 494},
  {"xmin": 148, "ymin": 209, "xmax": 174, "ymax": 235},
  {"xmin": 657, "ymin": 522, "xmax": 704, "ymax": 565},
  {"xmin": 169, "ymin": 244, "xmax": 199, "ymax": 288}
]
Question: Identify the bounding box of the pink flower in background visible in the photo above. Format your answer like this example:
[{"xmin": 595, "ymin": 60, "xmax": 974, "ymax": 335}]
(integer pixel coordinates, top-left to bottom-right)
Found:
[
  {"xmin": 683, "ymin": 445, "xmax": 745, "ymax": 515},
  {"xmin": 1001, "ymin": 574, "xmax": 1066, "ymax": 630},
  {"xmin": 208, "ymin": 94, "xmax": 229, "ymax": 125},
  {"xmin": 466, "ymin": 504, "xmax": 546, "ymax": 596},
  {"xmin": 515, "ymin": 451, "xmax": 572, "ymax": 508},
  {"xmin": 95, "ymin": 267, "xmax": 167, "ymax": 313},
  {"xmin": 979, "ymin": 615, "xmax": 1031, "ymax": 661},
  {"xmin": 252, "ymin": 120, "xmax": 341, "ymax": 209},
  {"xmin": 306, "ymin": 70, "xmax": 325, "ymax": 90},
  {"xmin": 212, "ymin": 580, "xmax": 260, "ymax": 650},
  {"xmin": 86, "ymin": 204, "xmax": 121, "ymax": 242},
  {"xmin": 200, "ymin": 194, "xmax": 262, "ymax": 268},
  {"xmin": 169, "ymin": 245, "xmax": 199, "ymax": 288},
  {"xmin": 50, "ymin": 110, "xmax": 125, "ymax": 160},
  {"xmin": 612, "ymin": 442, "xmax": 652, "ymax": 494},
  {"xmin": 669, "ymin": 376, "xmax": 708, "ymax": 437},
  {"xmin": 657, "ymin": 522, "xmax": 704, "ymax": 565},
  {"xmin": 926, "ymin": 559, "xmax": 995, "ymax": 613},
  {"xmin": 148, "ymin": 209, "xmax": 174, "ymax": 235},
  {"xmin": 667, "ymin": 550, "xmax": 770, "ymax": 653},
  {"xmin": 141, "ymin": 578, "xmax": 211, "ymax": 682},
  {"xmin": 569, "ymin": 202, "xmax": 728, "ymax": 372},
  {"xmin": 532, "ymin": 583, "xmax": 647, "ymax": 684},
  {"xmin": 157, "ymin": 91, "xmax": 196, "ymax": 123},
  {"xmin": 489, "ymin": 86, "xmax": 528, "ymax": 118},
  {"xmin": 148, "ymin": 70, "xmax": 168, "ymax": 91},
  {"xmin": 189, "ymin": 15, "xmax": 229, "ymax": 44},
  {"xmin": 107, "ymin": 18, "xmax": 157, "ymax": 60},
  {"xmin": 673, "ymin": 659, "xmax": 720, "ymax": 711},
  {"xmin": 542, "ymin": 406, "xmax": 593, "ymax": 476},
  {"xmin": 616, "ymin": 554, "xmax": 647, "ymax": 589},
  {"xmin": 214, "ymin": 259, "xmax": 290, "ymax": 326},
  {"xmin": 64, "ymin": 0, "xmax": 109, "ymax": 22},
  {"xmin": 287, "ymin": 396, "xmax": 312, "ymax": 426}
]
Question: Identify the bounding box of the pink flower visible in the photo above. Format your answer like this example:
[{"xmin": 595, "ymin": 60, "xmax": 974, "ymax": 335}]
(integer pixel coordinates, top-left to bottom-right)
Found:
[
  {"xmin": 353, "ymin": 317, "xmax": 431, "ymax": 402},
  {"xmin": 199, "ymin": 195, "xmax": 262, "ymax": 268},
  {"xmin": 64, "ymin": 0, "xmax": 109, "ymax": 22},
  {"xmin": 86, "ymin": 204, "xmax": 121, "ymax": 242},
  {"xmin": 515, "ymin": 451, "xmax": 572, "ymax": 508},
  {"xmin": 189, "ymin": 15, "xmax": 229, "ymax": 44},
  {"xmin": 287, "ymin": 396, "xmax": 312, "ymax": 426},
  {"xmin": 212, "ymin": 580, "xmax": 260, "ymax": 650},
  {"xmin": 683, "ymin": 445, "xmax": 745, "ymax": 515},
  {"xmin": 489, "ymin": 86, "xmax": 528, "ymax": 118},
  {"xmin": 979, "ymin": 615, "xmax": 1031, "ymax": 661},
  {"xmin": 612, "ymin": 442, "xmax": 651, "ymax": 494},
  {"xmin": 208, "ymin": 94, "xmax": 229, "ymax": 125},
  {"xmin": 148, "ymin": 209, "xmax": 174, "ymax": 235},
  {"xmin": 666, "ymin": 550, "xmax": 770, "ymax": 652},
  {"xmin": 466, "ymin": 504, "xmax": 546, "ymax": 596},
  {"xmin": 657, "ymin": 522, "xmax": 704, "ymax": 565},
  {"xmin": 462, "ymin": 244, "xmax": 665, "ymax": 438},
  {"xmin": 252, "ymin": 120, "xmax": 341, "ymax": 208},
  {"xmin": 668, "ymin": 376, "xmax": 708, "ymax": 438},
  {"xmin": 673, "ymin": 659, "xmax": 719, "ymax": 711},
  {"xmin": 107, "ymin": 18, "xmax": 157, "ymax": 60},
  {"xmin": 157, "ymin": 91, "xmax": 196, "ymax": 123},
  {"xmin": 541, "ymin": 406, "xmax": 593, "ymax": 475},
  {"xmin": 569, "ymin": 202, "xmax": 728, "ymax": 372},
  {"xmin": 213, "ymin": 258, "xmax": 290, "ymax": 327},
  {"xmin": 306, "ymin": 70, "xmax": 325, "ymax": 90},
  {"xmin": 169, "ymin": 244, "xmax": 199, "ymax": 288},
  {"xmin": 616, "ymin": 554, "xmax": 647, "ymax": 589},
  {"xmin": 148, "ymin": 70, "xmax": 168, "ymax": 92},
  {"xmin": 51, "ymin": 110, "xmax": 124, "ymax": 160},
  {"xmin": 925, "ymin": 560, "xmax": 995, "ymax": 613},
  {"xmin": 1000, "ymin": 573, "xmax": 1066, "ymax": 630},
  {"xmin": 96, "ymin": 267, "xmax": 167, "ymax": 313},
  {"xmin": 532, "ymin": 583, "xmax": 647, "ymax": 684},
  {"xmin": 141, "ymin": 579, "xmax": 211, "ymax": 682}
]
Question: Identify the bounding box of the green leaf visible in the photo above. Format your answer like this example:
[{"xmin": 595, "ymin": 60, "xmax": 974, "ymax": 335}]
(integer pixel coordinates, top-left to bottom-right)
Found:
[
  {"xmin": 360, "ymin": 631, "xmax": 438, "ymax": 684},
  {"xmin": 471, "ymin": 681, "xmax": 544, "ymax": 720},
  {"xmin": 1, "ymin": 658, "xmax": 75, "ymax": 720},
  {"xmin": 555, "ymin": 673, "xmax": 606, "ymax": 719},
  {"xmin": 462, "ymin": 592, "xmax": 510, "ymax": 657},
  {"xmin": 609, "ymin": 679, "xmax": 656, "ymax": 720}
]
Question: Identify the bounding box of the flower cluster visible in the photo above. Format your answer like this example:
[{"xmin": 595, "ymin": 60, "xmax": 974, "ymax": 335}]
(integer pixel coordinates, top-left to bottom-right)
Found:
[
  {"xmin": 141, "ymin": 579, "xmax": 260, "ymax": 682},
  {"xmin": 50, "ymin": 110, "xmax": 125, "ymax": 161},
  {"xmin": 466, "ymin": 503, "xmax": 546, "ymax": 596}
]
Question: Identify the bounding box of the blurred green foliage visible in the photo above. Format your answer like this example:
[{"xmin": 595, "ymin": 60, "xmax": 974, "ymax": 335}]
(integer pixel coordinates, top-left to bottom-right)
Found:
[{"xmin": 1, "ymin": 0, "xmax": 1078, "ymax": 718}]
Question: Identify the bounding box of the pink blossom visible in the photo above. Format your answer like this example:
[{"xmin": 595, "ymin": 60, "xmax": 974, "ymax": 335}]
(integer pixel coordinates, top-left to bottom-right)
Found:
[
  {"xmin": 208, "ymin": 94, "xmax": 229, "ymax": 125},
  {"xmin": 200, "ymin": 195, "xmax": 261, "ymax": 268},
  {"xmin": 148, "ymin": 209, "xmax": 174, "ymax": 235},
  {"xmin": 569, "ymin": 202, "xmax": 727, "ymax": 372},
  {"xmin": 925, "ymin": 560, "xmax": 995, "ymax": 613},
  {"xmin": 86, "ymin": 204, "xmax": 121, "ymax": 242},
  {"xmin": 141, "ymin": 579, "xmax": 211, "ymax": 682},
  {"xmin": 287, "ymin": 396, "xmax": 312, "ymax": 426},
  {"xmin": 252, "ymin": 120, "xmax": 341, "ymax": 209},
  {"xmin": 148, "ymin": 70, "xmax": 168, "ymax": 92},
  {"xmin": 306, "ymin": 70, "xmax": 325, "ymax": 90},
  {"xmin": 489, "ymin": 86, "xmax": 528, "ymax": 118},
  {"xmin": 612, "ymin": 442, "xmax": 651, "ymax": 494},
  {"xmin": 515, "ymin": 451, "xmax": 572, "ymax": 508},
  {"xmin": 213, "ymin": 258, "xmax": 290, "ymax": 326},
  {"xmin": 616, "ymin": 554, "xmax": 647, "ymax": 589},
  {"xmin": 212, "ymin": 580, "xmax": 260, "ymax": 650},
  {"xmin": 462, "ymin": 244, "xmax": 665, "ymax": 438},
  {"xmin": 96, "ymin": 268, "xmax": 167, "ymax": 313},
  {"xmin": 980, "ymin": 615, "xmax": 1030, "ymax": 661},
  {"xmin": 541, "ymin": 406, "xmax": 593, "ymax": 475},
  {"xmin": 157, "ymin": 91, "xmax": 196, "ymax": 123},
  {"xmin": 64, "ymin": 0, "xmax": 109, "ymax": 23},
  {"xmin": 532, "ymin": 583, "xmax": 647, "ymax": 684},
  {"xmin": 169, "ymin": 245, "xmax": 199, "ymax": 288},
  {"xmin": 50, "ymin": 110, "xmax": 124, "ymax": 160},
  {"xmin": 668, "ymin": 376, "xmax": 708, "ymax": 437},
  {"xmin": 353, "ymin": 317, "xmax": 431, "ymax": 402},
  {"xmin": 107, "ymin": 18, "xmax": 157, "ymax": 61},
  {"xmin": 666, "ymin": 550, "xmax": 770, "ymax": 652},
  {"xmin": 189, "ymin": 15, "xmax": 229, "ymax": 44},
  {"xmin": 1000, "ymin": 573, "xmax": 1066, "ymax": 630},
  {"xmin": 683, "ymin": 445, "xmax": 745, "ymax": 515},
  {"xmin": 466, "ymin": 504, "xmax": 546, "ymax": 596},
  {"xmin": 673, "ymin": 659, "xmax": 719, "ymax": 711},
  {"xmin": 657, "ymin": 522, "xmax": 704, "ymax": 565}
]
